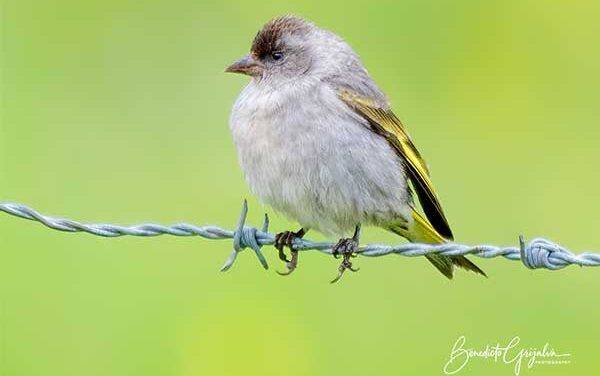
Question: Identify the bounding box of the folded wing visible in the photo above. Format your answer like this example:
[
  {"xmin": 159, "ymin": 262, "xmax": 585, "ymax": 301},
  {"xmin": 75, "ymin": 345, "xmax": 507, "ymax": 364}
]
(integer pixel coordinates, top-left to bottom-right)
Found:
[{"xmin": 339, "ymin": 89, "xmax": 453, "ymax": 240}]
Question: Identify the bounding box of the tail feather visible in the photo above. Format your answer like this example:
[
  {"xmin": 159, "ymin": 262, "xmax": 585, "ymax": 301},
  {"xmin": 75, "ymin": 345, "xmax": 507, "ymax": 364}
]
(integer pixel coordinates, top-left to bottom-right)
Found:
[
  {"xmin": 387, "ymin": 210, "xmax": 486, "ymax": 279},
  {"xmin": 451, "ymin": 255, "xmax": 487, "ymax": 277},
  {"xmin": 424, "ymin": 253, "xmax": 455, "ymax": 279}
]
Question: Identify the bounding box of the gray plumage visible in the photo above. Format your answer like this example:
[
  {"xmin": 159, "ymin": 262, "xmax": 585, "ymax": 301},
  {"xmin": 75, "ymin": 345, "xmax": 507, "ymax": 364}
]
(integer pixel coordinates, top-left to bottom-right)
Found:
[
  {"xmin": 229, "ymin": 16, "xmax": 409, "ymax": 236},
  {"xmin": 226, "ymin": 16, "xmax": 486, "ymax": 278}
]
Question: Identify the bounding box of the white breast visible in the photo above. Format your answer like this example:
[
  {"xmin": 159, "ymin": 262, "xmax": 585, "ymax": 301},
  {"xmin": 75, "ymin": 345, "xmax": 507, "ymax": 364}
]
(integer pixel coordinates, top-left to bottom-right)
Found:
[{"xmin": 229, "ymin": 79, "xmax": 410, "ymax": 236}]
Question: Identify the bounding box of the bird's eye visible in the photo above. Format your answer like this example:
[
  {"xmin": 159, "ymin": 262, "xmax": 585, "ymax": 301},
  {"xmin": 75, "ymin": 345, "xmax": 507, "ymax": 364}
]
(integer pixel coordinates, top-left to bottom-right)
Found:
[{"xmin": 271, "ymin": 52, "xmax": 284, "ymax": 61}]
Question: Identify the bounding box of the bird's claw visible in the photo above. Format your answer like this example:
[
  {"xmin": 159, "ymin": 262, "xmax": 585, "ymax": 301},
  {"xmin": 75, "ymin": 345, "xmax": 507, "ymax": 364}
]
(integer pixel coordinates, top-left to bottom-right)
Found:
[
  {"xmin": 330, "ymin": 255, "xmax": 360, "ymax": 283},
  {"xmin": 276, "ymin": 250, "xmax": 299, "ymax": 275},
  {"xmin": 274, "ymin": 229, "xmax": 305, "ymax": 276},
  {"xmin": 274, "ymin": 231, "xmax": 293, "ymax": 262},
  {"xmin": 330, "ymin": 236, "xmax": 360, "ymax": 283},
  {"xmin": 277, "ymin": 248, "xmax": 289, "ymax": 263}
]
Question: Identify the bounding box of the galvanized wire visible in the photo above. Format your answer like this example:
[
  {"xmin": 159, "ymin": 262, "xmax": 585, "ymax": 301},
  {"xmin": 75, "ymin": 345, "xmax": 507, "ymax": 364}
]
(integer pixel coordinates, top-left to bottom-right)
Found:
[{"xmin": 1, "ymin": 200, "xmax": 599, "ymax": 272}]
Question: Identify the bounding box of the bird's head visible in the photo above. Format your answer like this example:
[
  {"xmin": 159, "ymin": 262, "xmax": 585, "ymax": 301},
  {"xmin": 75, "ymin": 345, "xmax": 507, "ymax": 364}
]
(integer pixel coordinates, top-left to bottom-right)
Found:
[{"xmin": 226, "ymin": 15, "xmax": 353, "ymax": 84}]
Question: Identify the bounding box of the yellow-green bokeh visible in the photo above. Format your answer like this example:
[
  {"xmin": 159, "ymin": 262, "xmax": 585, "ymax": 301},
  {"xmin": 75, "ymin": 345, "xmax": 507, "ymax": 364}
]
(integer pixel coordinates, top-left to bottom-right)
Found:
[{"xmin": 2, "ymin": 1, "xmax": 599, "ymax": 375}]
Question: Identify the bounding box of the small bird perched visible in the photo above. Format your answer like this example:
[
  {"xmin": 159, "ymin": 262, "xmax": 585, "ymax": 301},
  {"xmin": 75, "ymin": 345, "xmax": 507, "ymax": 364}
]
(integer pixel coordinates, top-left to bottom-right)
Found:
[{"xmin": 227, "ymin": 15, "xmax": 485, "ymax": 281}]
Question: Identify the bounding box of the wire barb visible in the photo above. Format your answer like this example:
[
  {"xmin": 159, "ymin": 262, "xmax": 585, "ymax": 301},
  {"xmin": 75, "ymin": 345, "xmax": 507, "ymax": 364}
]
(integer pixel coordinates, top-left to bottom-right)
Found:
[{"xmin": 1, "ymin": 200, "xmax": 600, "ymax": 272}]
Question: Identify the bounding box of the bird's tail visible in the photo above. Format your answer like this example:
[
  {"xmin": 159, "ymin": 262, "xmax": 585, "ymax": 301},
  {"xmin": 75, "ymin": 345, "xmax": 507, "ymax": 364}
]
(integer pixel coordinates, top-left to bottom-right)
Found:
[{"xmin": 387, "ymin": 210, "xmax": 486, "ymax": 279}]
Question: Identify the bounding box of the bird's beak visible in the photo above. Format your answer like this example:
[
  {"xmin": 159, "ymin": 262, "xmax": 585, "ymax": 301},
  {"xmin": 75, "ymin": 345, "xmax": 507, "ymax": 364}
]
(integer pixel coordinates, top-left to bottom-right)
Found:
[{"xmin": 225, "ymin": 54, "xmax": 263, "ymax": 77}]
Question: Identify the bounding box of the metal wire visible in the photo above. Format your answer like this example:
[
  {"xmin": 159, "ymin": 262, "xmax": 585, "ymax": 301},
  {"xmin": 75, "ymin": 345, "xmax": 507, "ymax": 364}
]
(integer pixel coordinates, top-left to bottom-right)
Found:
[{"xmin": 1, "ymin": 200, "xmax": 599, "ymax": 272}]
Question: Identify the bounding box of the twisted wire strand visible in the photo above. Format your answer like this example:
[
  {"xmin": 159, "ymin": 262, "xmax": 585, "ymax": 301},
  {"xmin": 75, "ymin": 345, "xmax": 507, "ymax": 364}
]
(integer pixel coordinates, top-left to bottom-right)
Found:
[{"xmin": 1, "ymin": 200, "xmax": 599, "ymax": 272}]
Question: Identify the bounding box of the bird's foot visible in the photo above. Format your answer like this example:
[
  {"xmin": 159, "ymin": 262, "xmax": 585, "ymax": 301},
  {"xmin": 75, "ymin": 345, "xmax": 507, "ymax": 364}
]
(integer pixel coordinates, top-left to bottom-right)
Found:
[
  {"xmin": 274, "ymin": 228, "xmax": 306, "ymax": 276},
  {"xmin": 331, "ymin": 226, "xmax": 361, "ymax": 283}
]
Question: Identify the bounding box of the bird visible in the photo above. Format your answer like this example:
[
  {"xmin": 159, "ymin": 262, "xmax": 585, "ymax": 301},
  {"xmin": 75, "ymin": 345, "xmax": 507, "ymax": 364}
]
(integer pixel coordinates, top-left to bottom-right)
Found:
[{"xmin": 226, "ymin": 15, "xmax": 486, "ymax": 282}]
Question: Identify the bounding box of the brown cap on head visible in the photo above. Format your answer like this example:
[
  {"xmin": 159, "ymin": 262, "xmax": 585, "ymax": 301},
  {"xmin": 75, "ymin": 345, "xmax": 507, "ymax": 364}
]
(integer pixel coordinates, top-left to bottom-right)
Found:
[
  {"xmin": 251, "ymin": 15, "xmax": 312, "ymax": 58},
  {"xmin": 226, "ymin": 15, "xmax": 314, "ymax": 78}
]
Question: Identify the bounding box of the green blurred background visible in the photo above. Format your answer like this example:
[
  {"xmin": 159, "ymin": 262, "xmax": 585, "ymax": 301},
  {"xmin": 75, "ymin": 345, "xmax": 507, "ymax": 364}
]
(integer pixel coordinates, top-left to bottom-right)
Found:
[{"xmin": 2, "ymin": 1, "xmax": 599, "ymax": 375}]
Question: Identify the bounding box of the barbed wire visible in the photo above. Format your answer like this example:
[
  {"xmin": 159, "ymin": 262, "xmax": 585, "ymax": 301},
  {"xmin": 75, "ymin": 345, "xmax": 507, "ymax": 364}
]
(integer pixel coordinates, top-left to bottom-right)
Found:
[{"xmin": 1, "ymin": 200, "xmax": 599, "ymax": 272}]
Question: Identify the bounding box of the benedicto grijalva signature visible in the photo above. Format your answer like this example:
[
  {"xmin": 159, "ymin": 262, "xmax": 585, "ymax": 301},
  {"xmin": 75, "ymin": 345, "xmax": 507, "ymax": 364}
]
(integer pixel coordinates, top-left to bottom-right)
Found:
[{"xmin": 443, "ymin": 335, "xmax": 571, "ymax": 375}]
